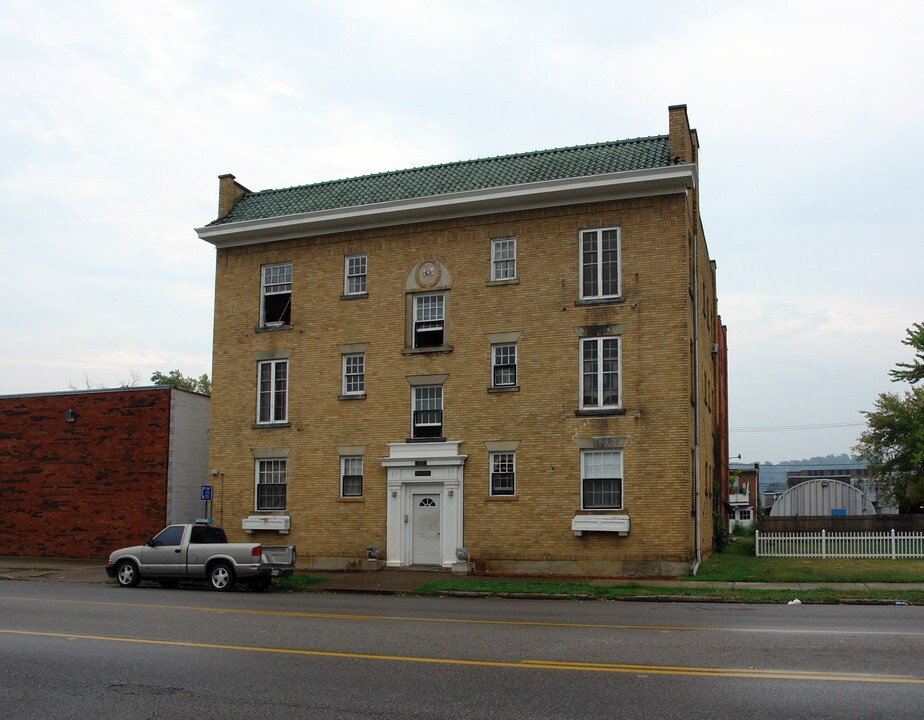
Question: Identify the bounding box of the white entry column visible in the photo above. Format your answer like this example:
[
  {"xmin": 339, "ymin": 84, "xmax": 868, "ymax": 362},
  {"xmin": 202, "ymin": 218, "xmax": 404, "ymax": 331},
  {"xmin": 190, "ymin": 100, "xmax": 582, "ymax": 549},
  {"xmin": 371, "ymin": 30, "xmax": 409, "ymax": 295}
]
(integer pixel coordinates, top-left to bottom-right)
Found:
[{"xmin": 379, "ymin": 441, "xmax": 467, "ymax": 567}]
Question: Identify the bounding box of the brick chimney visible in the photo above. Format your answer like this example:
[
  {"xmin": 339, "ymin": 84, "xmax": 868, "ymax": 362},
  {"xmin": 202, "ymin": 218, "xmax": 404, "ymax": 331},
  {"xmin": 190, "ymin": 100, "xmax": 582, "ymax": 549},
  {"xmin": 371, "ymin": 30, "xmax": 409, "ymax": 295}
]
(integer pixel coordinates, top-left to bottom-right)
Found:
[
  {"xmin": 668, "ymin": 104, "xmax": 698, "ymax": 164},
  {"xmin": 217, "ymin": 174, "xmax": 250, "ymax": 219}
]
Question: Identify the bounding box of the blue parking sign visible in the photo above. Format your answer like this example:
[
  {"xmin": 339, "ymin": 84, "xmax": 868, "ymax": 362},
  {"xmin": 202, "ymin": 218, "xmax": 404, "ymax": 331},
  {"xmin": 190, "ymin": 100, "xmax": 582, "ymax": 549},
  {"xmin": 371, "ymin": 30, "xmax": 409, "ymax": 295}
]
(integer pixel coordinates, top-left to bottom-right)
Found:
[{"xmin": 201, "ymin": 484, "xmax": 213, "ymax": 501}]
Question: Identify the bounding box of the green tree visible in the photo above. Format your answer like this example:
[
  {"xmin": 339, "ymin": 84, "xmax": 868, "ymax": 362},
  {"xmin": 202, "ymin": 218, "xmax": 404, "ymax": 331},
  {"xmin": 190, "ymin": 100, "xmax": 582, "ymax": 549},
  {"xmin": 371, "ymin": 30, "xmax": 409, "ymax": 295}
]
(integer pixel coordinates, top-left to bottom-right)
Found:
[
  {"xmin": 889, "ymin": 322, "xmax": 924, "ymax": 384},
  {"xmin": 854, "ymin": 323, "xmax": 924, "ymax": 512},
  {"xmin": 151, "ymin": 369, "xmax": 211, "ymax": 395}
]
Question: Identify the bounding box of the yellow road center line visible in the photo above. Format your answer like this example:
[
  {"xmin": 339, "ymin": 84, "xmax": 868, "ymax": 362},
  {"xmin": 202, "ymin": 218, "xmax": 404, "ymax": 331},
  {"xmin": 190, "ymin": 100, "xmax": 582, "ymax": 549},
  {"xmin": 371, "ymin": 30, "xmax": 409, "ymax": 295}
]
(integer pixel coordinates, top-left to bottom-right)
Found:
[
  {"xmin": 1, "ymin": 629, "xmax": 921, "ymax": 685},
  {"xmin": 2, "ymin": 595, "xmax": 922, "ymax": 637}
]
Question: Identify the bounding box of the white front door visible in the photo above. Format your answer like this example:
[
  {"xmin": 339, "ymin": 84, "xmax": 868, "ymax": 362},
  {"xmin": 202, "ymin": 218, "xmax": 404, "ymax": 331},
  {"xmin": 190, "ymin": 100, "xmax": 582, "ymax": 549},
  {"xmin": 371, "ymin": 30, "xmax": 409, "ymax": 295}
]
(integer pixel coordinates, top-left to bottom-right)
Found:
[{"xmin": 411, "ymin": 494, "xmax": 441, "ymax": 565}]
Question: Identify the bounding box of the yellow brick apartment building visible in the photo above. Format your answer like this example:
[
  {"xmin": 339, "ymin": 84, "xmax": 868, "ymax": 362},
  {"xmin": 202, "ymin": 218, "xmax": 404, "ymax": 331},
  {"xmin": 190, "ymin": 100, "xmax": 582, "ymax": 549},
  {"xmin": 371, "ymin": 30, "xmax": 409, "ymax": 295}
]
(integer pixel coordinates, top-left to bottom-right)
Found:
[{"xmin": 196, "ymin": 104, "xmax": 725, "ymax": 576}]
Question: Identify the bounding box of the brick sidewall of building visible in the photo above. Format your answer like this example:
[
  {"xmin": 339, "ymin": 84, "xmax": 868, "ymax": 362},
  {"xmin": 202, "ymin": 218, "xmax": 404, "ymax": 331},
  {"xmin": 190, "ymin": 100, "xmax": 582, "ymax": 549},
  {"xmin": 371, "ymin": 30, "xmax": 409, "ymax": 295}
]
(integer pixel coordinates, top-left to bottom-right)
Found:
[{"xmin": 0, "ymin": 389, "xmax": 173, "ymax": 559}]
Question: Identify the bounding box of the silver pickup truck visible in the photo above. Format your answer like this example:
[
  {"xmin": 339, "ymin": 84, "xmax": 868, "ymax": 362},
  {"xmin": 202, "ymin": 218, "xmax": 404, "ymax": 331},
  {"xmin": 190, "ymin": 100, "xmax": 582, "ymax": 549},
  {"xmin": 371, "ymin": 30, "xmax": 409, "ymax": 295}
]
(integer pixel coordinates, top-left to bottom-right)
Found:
[{"xmin": 106, "ymin": 523, "xmax": 296, "ymax": 592}]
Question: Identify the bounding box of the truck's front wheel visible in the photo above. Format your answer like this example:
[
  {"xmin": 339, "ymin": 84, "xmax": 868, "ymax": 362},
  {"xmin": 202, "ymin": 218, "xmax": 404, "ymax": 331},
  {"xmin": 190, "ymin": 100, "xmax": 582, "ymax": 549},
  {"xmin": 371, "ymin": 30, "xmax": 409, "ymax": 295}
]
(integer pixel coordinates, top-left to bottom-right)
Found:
[
  {"xmin": 208, "ymin": 562, "xmax": 236, "ymax": 591},
  {"xmin": 115, "ymin": 560, "xmax": 140, "ymax": 588}
]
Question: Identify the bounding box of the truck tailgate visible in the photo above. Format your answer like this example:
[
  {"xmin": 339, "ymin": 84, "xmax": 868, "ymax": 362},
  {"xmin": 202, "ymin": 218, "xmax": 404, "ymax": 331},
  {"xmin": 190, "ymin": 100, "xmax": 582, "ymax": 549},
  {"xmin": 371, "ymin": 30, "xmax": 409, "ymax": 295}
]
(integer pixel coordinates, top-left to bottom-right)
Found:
[{"xmin": 262, "ymin": 545, "xmax": 296, "ymax": 566}]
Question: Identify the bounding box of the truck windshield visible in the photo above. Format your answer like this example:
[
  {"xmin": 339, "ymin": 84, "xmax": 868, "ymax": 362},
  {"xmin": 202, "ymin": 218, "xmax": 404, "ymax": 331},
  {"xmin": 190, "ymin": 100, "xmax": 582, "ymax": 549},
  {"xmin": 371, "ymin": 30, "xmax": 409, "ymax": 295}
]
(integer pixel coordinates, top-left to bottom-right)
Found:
[{"xmin": 152, "ymin": 526, "xmax": 185, "ymax": 546}]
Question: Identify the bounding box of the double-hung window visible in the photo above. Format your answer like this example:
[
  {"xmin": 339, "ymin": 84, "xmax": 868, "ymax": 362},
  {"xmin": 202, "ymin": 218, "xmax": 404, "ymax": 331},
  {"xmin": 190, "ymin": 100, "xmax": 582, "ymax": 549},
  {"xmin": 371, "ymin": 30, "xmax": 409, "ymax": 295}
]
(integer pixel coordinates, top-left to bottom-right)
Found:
[
  {"xmin": 341, "ymin": 456, "xmax": 363, "ymax": 497},
  {"xmin": 342, "ymin": 353, "xmax": 365, "ymax": 396},
  {"xmin": 580, "ymin": 228, "xmax": 619, "ymax": 299},
  {"xmin": 492, "ymin": 343, "xmax": 517, "ymax": 388},
  {"xmin": 413, "ymin": 293, "xmax": 445, "ymax": 348},
  {"xmin": 580, "ymin": 336, "xmax": 620, "ymax": 409},
  {"xmin": 581, "ymin": 449, "xmax": 622, "ymax": 510},
  {"xmin": 491, "ymin": 237, "xmax": 516, "ymax": 281},
  {"xmin": 257, "ymin": 359, "xmax": 288, "ymax": 424},
  {"xmin": 490, "ymin": 452, "xmax": 516, "ymax": 496},
  {"xmin": 256, "ymin": 459, "xmax": 287, "ymax": 510},
  {"xmin": 412, "ymin": 385, "xmax": 443, "ymax": 439},
  {"xmin": 344, "ymin": 254, "xmax": 367, "ymax": 296},
  {"xmin": 261, "ymin": 263, "xmax": 292, "ymax": 326}
]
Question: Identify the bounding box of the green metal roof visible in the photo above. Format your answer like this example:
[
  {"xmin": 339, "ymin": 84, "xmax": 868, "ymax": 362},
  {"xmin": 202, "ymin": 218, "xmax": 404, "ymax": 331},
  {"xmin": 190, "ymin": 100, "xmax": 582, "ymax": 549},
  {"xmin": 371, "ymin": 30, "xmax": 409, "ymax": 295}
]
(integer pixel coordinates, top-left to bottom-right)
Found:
[{"xmin": 211, "ymin": 135, "xmax": 674, "ymax": 226}]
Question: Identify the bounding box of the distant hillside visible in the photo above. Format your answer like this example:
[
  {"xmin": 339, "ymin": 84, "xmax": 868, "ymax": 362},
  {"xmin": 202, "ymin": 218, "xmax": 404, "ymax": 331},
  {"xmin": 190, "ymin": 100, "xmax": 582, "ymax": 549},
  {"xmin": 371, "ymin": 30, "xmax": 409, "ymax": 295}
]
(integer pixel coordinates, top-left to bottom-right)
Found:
[{"xmin": 731, "ymin": 454, "xmax": 863, "ymax": 492}]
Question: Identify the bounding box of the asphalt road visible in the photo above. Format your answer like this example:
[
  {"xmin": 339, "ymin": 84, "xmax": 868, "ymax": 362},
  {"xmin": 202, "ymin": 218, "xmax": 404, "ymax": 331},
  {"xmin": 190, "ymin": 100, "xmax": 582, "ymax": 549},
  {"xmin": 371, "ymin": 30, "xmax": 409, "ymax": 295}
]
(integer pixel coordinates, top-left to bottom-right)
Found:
[{"xmin": 1, "ymin": 581, "xmax": 922, "ymax": 719}]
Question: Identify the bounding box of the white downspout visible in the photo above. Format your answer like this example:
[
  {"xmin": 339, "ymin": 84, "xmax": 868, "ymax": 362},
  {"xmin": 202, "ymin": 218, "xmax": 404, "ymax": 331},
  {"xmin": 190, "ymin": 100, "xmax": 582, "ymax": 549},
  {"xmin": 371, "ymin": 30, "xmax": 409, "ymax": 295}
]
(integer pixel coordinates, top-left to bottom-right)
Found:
[{"xmin": 691, "ymin": 230, "xmax": 702, "ymax": 575}]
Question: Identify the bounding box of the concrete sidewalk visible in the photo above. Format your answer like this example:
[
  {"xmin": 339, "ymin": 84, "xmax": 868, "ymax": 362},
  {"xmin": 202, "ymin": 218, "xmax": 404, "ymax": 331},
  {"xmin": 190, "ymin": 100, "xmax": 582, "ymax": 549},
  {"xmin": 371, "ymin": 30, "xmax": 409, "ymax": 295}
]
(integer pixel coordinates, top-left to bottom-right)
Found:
[{"xmin": 2, "ymin": 556, "xmax": 923, "ymax": 597}]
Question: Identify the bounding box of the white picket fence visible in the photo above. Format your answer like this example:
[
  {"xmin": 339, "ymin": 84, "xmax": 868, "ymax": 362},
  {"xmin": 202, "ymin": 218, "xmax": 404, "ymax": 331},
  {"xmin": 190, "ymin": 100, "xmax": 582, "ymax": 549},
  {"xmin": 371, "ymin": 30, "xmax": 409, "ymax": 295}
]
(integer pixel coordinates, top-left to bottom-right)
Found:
[{"xmin": 755, "ymin": 529, "xmax": 924, "ymax": 559}]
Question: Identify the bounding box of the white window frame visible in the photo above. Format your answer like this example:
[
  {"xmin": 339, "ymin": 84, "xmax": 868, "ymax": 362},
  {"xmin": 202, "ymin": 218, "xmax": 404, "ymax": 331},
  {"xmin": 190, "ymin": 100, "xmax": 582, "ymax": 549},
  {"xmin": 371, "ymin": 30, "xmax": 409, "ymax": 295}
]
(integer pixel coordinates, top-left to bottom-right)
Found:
[
  {"xmin": 579, "ymin": 227, "xmax": 620, "ymax": 299},
  {"xmin": 257, "ymin": 359, "xmax": 288, "ymax": 424},
  {"xmin": 490, "ymin": 451, "xmax": 516, "ymax": 496},
  {"xmin": 255, "ymin": 458, "xmax": 287, "ymax": 511},
  {"xmin": 491, "ymin": 343, "xmax": 518, "ymax": 388},
  {"xmin": 342, "ymin": 353, "xmax": 365, "ymax": 396},
  {"xmin": 344, "ymin": 254, "xmax": 367, "ymax": 296},
  {"xmin": 491, "ymin": 237, "xmax": 517, "ymax": 281},
  {"xmin": 580, "ymin": 449, "xmax": 623, "ymax": 510},
  {"xmin": 261, "ymin": 262, "xmax": 292, "ymax": 326},
  {"xmin": 340, "ymin": 456, "xmax": 363, "ymax": 498},
  {"xmin": 412, "ymin": 385, "xmax": 443, "ymax": 439},
  {"xmin": 413, "ymin": 292, "xmax": 445, "ymax": 349},
  {"xmin": 580, "ymin": 336, "xmax": 621, "ymax": 410}
]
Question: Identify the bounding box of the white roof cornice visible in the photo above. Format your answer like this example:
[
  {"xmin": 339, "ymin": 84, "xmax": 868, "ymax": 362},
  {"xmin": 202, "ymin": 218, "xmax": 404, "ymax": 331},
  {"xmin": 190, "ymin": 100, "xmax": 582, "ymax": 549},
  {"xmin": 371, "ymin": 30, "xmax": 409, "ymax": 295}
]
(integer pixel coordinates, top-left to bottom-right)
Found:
[{"xmin": 196, "ymin": 164, "xmax": 696, "ymax": 248}]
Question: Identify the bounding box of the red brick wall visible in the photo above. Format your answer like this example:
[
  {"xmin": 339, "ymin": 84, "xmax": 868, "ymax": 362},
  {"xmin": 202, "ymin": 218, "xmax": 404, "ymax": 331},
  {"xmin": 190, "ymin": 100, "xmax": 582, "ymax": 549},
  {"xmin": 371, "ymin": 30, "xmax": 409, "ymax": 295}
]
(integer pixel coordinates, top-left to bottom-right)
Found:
[{"xmin": 0, "ymin": 388, "xmax": 173, "ymax": 559}]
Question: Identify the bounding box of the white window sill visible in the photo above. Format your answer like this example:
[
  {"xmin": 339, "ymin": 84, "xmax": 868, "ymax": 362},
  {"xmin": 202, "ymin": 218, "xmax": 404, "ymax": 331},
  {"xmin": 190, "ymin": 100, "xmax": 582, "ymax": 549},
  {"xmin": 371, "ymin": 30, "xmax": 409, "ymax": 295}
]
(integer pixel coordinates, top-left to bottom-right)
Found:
[
  {"xmin": 575, "ymin": 408, "xmax": 626, "ymax": 417},
  {"xmin": 402, "ymin": 345, "xmax": 453, "ymax": 355},
  {"xmin": 572, "ymin": 514, "xmax": 630, "ymax": 536},
  {"xmin": 575, "ymin": 297, "xmax": 624, "ymax": 307},
  {"xmin": 243, "ymin": 515, "xmax": 291, "ymax": 534}
]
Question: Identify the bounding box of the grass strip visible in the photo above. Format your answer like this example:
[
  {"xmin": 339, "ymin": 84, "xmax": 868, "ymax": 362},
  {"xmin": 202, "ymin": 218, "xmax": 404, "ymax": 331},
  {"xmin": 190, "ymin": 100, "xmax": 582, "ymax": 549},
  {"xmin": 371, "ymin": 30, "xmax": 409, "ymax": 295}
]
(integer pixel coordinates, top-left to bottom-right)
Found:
[
  {"xmin": 274, "ymin": 574, "xmax": 328, "ymax": 591},
  {"xmin": 687, "ymin": 537, "xmax": 924, "ymax": 584},
  {"xmin": 411, "ymin": 579, "xmax": 924, "ymax": 605}
]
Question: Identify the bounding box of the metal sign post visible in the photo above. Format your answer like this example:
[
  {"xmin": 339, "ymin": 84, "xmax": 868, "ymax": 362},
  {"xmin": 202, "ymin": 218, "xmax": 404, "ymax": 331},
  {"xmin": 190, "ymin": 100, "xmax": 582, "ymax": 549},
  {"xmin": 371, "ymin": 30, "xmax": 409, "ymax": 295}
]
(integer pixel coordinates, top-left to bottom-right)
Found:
[{"xmin": 200, "ymin": 484, "xmax": 213, "ymax": 525}]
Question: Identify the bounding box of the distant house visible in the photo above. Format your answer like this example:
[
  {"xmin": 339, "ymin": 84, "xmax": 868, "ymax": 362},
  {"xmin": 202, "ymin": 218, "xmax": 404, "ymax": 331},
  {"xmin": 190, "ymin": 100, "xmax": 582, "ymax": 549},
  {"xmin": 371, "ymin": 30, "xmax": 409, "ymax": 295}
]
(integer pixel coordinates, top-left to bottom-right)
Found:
[
  {"xmin": 728, "ymin": 466, "xmax": 758, "ymax": 531},
  {"xmin": 0, "ymin": 387, "xmax": 210, "ymax": 559}
]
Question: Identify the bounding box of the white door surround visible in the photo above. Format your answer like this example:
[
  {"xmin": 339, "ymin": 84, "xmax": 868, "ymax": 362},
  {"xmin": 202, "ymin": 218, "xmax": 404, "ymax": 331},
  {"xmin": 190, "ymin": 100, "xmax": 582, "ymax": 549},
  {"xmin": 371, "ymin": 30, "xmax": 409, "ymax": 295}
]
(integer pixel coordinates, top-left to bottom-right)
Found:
[{"xmin": 379, "ymin": 441, "xmax": 467, "ymax": 568}]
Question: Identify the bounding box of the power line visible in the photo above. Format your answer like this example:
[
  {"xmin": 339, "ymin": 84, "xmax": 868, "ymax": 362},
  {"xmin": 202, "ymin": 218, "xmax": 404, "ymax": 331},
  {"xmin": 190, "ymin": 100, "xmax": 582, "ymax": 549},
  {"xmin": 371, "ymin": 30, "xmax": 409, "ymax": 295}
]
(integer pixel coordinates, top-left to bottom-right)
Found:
[
  {"xmin": 729, "ymin": 422, "xmax": 865, "ymax": 433},
  {"xmin": 731, "ymin": 462, "xmax": 865, "ymax": 468}
]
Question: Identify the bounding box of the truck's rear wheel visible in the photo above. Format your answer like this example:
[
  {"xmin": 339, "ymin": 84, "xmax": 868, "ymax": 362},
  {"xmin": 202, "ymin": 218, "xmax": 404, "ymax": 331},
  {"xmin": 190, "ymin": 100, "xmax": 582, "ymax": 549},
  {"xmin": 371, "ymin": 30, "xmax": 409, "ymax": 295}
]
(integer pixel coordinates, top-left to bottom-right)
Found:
[
  {"xmin": 208, "ymin": 562, "xmax": 236, "ymax": 591},
  {"xmin": 115, "ymin": 560, "xmax": 140, "ymax": 588}
]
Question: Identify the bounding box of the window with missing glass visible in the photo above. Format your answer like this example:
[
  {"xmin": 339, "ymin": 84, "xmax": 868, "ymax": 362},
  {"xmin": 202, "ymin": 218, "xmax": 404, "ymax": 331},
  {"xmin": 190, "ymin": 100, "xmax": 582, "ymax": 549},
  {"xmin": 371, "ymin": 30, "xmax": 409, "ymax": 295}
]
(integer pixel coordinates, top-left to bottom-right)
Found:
[{"xmin": 261, "ymin": 263, "xmax": 292, "ymax": 326}]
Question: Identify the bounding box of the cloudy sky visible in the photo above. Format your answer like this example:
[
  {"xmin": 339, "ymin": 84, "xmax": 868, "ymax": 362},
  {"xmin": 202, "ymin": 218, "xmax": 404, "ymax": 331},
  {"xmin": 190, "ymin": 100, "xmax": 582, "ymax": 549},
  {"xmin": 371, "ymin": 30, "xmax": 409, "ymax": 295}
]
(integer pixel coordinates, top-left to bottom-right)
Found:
[{"xmin": 1, "ymin": 1, "xmax": 920, "ymax": 463}]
